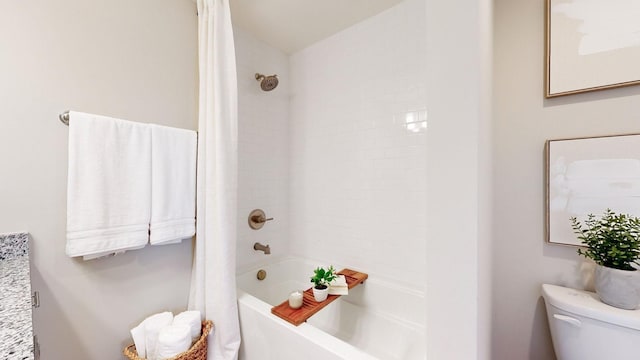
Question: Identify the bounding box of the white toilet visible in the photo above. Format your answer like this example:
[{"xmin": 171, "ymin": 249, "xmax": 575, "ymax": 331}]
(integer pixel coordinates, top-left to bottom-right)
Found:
[{"xmin": 542, "ymin": 284, "xmax": 640, "ymax": 360}]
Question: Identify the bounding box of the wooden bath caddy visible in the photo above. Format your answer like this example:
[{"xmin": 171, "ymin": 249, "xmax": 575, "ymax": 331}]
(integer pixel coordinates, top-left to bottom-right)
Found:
[{"xmin": 271, "ymin": 269, "xmax": 368, "ymax": 326}]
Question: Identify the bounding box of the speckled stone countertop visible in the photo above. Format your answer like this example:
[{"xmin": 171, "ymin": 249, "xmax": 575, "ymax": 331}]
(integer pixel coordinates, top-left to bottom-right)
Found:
[{"xmin": 0, "ymin": 232, "xmax": 34, "ymax": 360}]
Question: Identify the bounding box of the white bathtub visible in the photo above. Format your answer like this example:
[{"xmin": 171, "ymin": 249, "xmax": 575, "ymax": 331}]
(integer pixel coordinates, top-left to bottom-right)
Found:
[{"xmin": 236, "ymin": 257, "xmax": 426, "ymax": 360}]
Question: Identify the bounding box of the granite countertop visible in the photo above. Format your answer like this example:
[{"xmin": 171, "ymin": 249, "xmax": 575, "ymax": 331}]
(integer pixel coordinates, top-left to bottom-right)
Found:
[{"xmin": 0, "ymin": 232, "xmax": 34, "ymax": 360}]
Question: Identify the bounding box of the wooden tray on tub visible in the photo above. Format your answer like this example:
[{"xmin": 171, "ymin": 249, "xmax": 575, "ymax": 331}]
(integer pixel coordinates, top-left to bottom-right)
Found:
[{"xmin": 271, "ymin": 269, "xmax": 368, "ymax": 326}]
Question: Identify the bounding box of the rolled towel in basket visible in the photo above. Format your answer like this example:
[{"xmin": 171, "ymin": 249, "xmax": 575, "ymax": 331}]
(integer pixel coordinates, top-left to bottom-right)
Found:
[
  {"xmin": 130, "ymin": 311, "xmax": 173, "ymax": 359},
  {"xmin": 156, "ymin": 324, "xmax": 192, "ymax": 359},
  {"xmin": 144, "ymin": 312, "xmax": 174, "ymax": 360},
  {"xmin": 130, "ymin": 324, "xmax": 147, "ymax": 359},
  {"xmin": 173, "ymin": 310, "xmax": 202, "ymax": 342}
]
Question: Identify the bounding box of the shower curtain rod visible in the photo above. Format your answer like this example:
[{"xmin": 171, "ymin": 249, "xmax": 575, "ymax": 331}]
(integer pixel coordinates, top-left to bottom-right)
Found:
[{"xmin": 59, "ymin": 111, "xmax": 70, "ymax": 126}]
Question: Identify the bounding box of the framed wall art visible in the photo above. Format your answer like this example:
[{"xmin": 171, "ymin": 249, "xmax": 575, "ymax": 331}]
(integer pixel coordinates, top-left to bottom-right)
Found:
[
  {"xmin": 546, "ymin": 134, "xmax": 640, "ymax": 246},
  {"xmin": 546, "ymin": 0, "xmax": 640, "ymax": 97}
]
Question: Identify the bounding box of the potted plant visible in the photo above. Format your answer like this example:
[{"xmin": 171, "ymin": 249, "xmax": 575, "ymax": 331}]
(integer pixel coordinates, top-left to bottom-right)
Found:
[
  {"xmin": 571, "ymin": 209, "xmax": 640, "ymax": 309},
  {"xmin": 310, "ymin": 265, "xmax": 337, "ymax": 302}
]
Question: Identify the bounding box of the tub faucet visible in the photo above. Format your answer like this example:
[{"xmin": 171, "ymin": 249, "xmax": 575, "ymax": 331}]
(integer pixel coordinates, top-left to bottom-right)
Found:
[{"xmin": 253, "ymin": 242, "xmax": 271, "ymax": 255}]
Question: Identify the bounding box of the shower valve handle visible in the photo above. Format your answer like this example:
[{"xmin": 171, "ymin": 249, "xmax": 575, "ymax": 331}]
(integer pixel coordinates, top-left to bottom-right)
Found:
[
  {"xmin": 248, "ymin": 209, "xmax": 273, "ymax": 230},
  {"xmin": 251, "ymin": 215, "xmax": 274, "ymax": 224}
]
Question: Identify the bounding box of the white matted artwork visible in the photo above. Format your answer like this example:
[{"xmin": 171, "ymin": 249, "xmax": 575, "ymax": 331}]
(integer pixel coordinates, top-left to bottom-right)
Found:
[
  {"xmin": 546, "ymin": 0, "xmax": 640, "ymax": 97},
  {"xmin": 546, "ymin": 134, "xmax": 640, "ymax": 246}
]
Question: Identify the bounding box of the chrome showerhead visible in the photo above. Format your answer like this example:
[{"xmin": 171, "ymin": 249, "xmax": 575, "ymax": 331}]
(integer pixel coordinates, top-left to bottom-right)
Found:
[{"xmin": 255, "ymin": 73, "xmax": 279, "ymax": 91}]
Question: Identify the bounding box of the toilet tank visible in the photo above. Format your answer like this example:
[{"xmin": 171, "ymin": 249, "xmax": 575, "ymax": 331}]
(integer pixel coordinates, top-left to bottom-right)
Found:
[{"xmin": 542, "ymin": 284, "xmax": 640, "ymax": 360}]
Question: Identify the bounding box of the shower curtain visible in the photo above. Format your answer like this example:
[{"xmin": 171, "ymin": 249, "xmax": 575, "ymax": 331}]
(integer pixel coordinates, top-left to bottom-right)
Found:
[{"xmin": 188, "ymin": 0, "xmax": 240, "ymax": 359}]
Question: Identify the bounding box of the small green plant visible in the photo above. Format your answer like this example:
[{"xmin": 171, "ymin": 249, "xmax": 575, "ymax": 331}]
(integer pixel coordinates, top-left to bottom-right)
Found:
[
  {"xmin": 571, "ymin": 209, "xmax": 640, "ymax": 271},
  {"xmin": 310, "ymin": 266, "xmax": 337, "ymax": 289}
]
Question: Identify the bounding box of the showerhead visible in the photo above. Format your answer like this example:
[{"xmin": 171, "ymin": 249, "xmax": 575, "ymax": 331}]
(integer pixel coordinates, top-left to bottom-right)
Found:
[{"xmin": 255, "ymin": 73, "xmax": 279, "ymax": 91}]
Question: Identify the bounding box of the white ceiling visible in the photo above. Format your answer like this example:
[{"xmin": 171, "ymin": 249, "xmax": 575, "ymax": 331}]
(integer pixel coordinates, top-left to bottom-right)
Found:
[{"xmin": 230, "ymin": 0, "xmax": 404, "ymax": 54}]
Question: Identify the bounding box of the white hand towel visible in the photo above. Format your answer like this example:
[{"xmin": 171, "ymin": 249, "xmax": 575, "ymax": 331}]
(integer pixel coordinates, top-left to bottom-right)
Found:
[
  {"xmin": 173, "ymin": 310, "xmax": 202, "ymax": 342},
  {"xmin": 144, "ymin": 312, "xmax": 174, "ymax": 360},
  {"xmin": 332, "ymin": 275, "xmax": 347, "ymax": 287},
  {"xmin": 329, "ymin": 275, "xmax": 348, "ymax": 295},
  {"xmin": 149, "ymin": 124, "xmax": 197, "ymax": 245},
  {"xmin": 156, "ymin": 324, "xmax": 192, "ymax": 359},
  {"xmin": 66, "ymin": 111, "xmax": 151, "ymax": 258}
]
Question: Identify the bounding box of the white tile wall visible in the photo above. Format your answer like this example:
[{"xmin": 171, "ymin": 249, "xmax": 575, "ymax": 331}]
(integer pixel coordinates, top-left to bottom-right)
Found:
[
  {"xmin": 234, "ymin": 27, "xmax": 290, "ymax": 271},
  {"xmin": 288, "ymin": 0, "xmax": 427, "ymax": 288}
]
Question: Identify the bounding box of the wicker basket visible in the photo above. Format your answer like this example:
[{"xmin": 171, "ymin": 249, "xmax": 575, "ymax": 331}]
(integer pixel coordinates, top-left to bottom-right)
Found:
[{"xmin": 124, "ymin": 320, "xmax": 213, "ymax": 360}]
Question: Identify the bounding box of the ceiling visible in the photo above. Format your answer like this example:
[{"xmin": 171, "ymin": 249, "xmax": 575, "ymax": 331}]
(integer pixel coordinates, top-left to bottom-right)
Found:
[{"xmin": 230, "ymin": 0, "xmax": 404, "ymax": 54}]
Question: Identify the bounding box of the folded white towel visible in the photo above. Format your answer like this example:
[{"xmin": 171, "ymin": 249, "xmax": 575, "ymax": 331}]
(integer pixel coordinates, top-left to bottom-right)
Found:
[
  {"xmin": 149, "ymin": 124, "xmax": 197, "ymax": 245},
  {"xmin": 173, "ymin": 310, "xmax": 202, "ymax": 342},
  {"xmin": 332, "ymin": 275, "xmax": 347, "ymax": 287},
  {"xmin": 329, "ymin": 275, "xmax": 348, "ymax": 295},
  {"xmin": 156, "ymin": 324, "xmax": 192, "ymax": 359},
  {"xmin": 66, "ymin": 111, "xmax": 151, "ymax": 258},
  {"xmin": 144, "ymin": 312, "xmax": 174, "ymax": 360}
]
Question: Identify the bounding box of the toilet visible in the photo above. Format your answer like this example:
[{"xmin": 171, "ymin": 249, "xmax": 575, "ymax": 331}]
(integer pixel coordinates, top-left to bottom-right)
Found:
[{"xmin": 542, "ymin": 284, "xmax": 640, "ymax": 360}]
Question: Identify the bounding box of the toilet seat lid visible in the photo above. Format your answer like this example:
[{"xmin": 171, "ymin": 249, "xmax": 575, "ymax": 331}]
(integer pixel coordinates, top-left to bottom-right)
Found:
[{"xmin": 542, "ymin": 284, "xmax": 640, "ymax": 331}]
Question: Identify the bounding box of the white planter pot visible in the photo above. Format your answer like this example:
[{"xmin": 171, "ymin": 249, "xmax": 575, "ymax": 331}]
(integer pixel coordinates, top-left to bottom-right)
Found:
[
  {"xmin": 312, "ymin": 286, "xmax": 328, "ymax": 302},
  {"xmin": 594, "ymin": 265, "xmax": 640, "ymax": 310}
]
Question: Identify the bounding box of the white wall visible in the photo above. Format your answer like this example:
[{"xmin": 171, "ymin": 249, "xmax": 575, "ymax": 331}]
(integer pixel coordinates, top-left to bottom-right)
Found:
[
  {"xmin": 234, "ymin": 27, "xmax": 290, "ymax": 272},
  {"xmin": 0, "ymin": 1, "xmax": 197, "ymax": 358},
  {"xmin": 493, "ymin": 0, "xmax": 640, "ymax": 359},
  {"xmin": 477, "ymin": 1, "xmax": 494, "ymax": 358},
  {"xmin": 288, "ymin": 0, "xmax": 427, "ymax": 288},
  {"xmin": 425, "ymin": 0, "xmax": 493, "ymax": 358}
]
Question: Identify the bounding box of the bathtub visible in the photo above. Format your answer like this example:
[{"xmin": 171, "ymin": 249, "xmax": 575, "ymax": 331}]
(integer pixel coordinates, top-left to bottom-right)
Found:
[{"xmin": 236, "ymin": 257, "xmax": 425, "ymax": 360}]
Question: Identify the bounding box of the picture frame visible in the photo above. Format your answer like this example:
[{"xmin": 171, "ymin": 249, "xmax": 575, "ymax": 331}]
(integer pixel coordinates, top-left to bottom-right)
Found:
[
  {"xmin": 545, "ymin": 134, "xmax": 640, "ymax": 246},
  {"xmin": 545, "ymin": 0, "xmax": 640, "ymax": 98}
]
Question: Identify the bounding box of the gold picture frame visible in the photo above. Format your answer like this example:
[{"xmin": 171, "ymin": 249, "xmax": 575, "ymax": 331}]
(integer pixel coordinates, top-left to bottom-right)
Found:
[
  {"xmin": 545, "ymin": 0, "xmax": 640, "ymax": 98},
  {"xmin": 545, "ymin": 133, "xmax": 640, "ymax": 246}
]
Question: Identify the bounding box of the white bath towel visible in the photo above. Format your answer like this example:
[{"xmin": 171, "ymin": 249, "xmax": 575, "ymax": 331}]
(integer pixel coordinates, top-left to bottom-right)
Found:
[
  {"xmin": 66, "ymin": 111, "xmax": 151, "ymax": 258},
  {"xmin": 144, "ymin": 312, "xmax": 174, "ymax": 360},
  {"xmin": 149, "ymin": 124, "xmax": 197, "ymax": 245},
  {"xmin": 329, "ymin": 275, "xmax": 348, "ymax": 295},
  {"xmin": 173, "ymin": 310, "xmax": 202, "ymax": 342},
  {"xmin": 156, "ymin": 324, "xmax": 192, "ymax": 359}
]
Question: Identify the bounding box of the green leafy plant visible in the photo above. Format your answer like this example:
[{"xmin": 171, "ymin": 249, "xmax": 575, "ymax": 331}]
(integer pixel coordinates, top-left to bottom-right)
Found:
[
  {"xmin": 571, "ymin": 209, "xmax": 640, "ymax": 271},
  {"xmin": 310, "ymin": 266, "xmax": 337, "ymax": 289}
]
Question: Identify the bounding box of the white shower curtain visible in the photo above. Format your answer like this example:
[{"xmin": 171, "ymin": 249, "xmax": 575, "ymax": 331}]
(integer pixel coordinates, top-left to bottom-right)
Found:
[{"xmin": 188, "ymin": 0, "xmax": 240, "ymax": 359}]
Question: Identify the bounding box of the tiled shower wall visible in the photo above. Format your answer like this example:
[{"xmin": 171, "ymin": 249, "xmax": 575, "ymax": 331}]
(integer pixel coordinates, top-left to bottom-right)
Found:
[
  {"xmin": 289, "ymin": 0, "xmax": 427, "ymax": 287},
  {"xmin": 234, "ymin": 0, "xmax": 427, "ymax": 285},
  {"xmin": 235, "ymin": 27, "xmax": 290, "ymax": 271}
]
